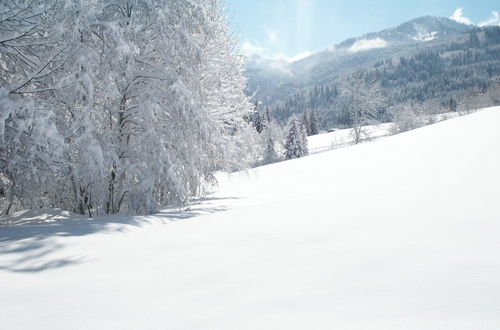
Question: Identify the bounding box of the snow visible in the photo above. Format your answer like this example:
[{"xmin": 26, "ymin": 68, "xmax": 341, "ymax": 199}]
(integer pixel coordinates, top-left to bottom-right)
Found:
[
  {"xmin": 1, "ymin": 107, "xmax": 500, "ymax": 329},
  {"xmin": 307, "ymin": 122, "xmax": 393, "ymax": 154},
  {"xmin": 0, "ymin": 209, "xmax": 85, "ymax": 226},
  {"xmin": 413, "ymin": 31, "xmax": 438, "ymax": 41},
  {"xmin": 412, "ymin": 23, "xmax": 438, "ymax": 41},
  {"xmin": 307, "ymin": 111, "xmax": 459, "ymax": 155}
]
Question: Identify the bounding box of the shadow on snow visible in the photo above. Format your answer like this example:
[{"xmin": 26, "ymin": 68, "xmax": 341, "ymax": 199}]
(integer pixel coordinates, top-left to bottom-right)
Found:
[{"xmin": 0, "ymin": 196, "xmax": 238, "ymax": 273}]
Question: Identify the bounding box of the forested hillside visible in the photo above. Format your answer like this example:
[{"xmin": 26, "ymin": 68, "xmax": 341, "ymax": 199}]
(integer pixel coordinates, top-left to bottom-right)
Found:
[{"xmin": 247, "ymin": 18, "xmax": 500, "ymax": 129}]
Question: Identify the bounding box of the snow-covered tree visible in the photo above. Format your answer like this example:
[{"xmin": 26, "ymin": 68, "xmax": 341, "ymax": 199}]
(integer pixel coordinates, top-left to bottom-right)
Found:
[
  {"xmin": 340, "ymin": 71, "xmax": 386, "ymax": 144},
  {"xmin": 284, "ymin": 115, "xmax": 308, "ymax": 160},
  {"xmin": 0, "ymin": 0, "xmax": 67, "ymax": 215},
  {"xmin": 0, "ymin": 89, "xmax": 63, "ymax": 215},
  {"xmin": 390, "ymin": 103, "xmax": 423, "ymax": 133},
  {"xmin": 309, "ymin": 109, "xmax": 319, "ymax": 135},
  {"xmin": 250, "ymin": 101, "xmax": 266, "ymax": 134},
  {"xmin": 265, "ymin": 108, "xmax": 272, "ymax": 123},
  {"xmin": 260, "ymin": 122, "xmax": 283, "ymax": 165},
  {"xmin": 1, "ymin": 0, "xmax": 253, "ymax": 216},
  {"xmin": 302, "ymin": 109, "xmax": 311, "ymax": 135}
]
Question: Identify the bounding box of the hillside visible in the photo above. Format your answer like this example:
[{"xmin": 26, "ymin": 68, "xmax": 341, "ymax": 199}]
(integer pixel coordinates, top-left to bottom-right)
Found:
[
  {"xmin": 1, "ymin": 107, "xmax": 499, "ymax": 330},
  {"xmin": 246, "ymin": 16, "xmax": 500, "ymax": 129}
]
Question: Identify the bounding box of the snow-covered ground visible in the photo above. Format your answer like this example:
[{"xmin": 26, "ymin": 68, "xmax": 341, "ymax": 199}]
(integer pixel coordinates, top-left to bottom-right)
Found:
[
  {"xmin": 1, "ymin": 107, "xmax": 500, "ymax": 330},
  {"xmin": 0, "ymin": 209, "xmax": 85, "ymax": 227},
  {"xmin": 308, "ymin": 111, "xmax": 459, "ymax": 155},
  {"xmin": 308, "ymin": 122, "xmax": 394, "ymax": 154}
]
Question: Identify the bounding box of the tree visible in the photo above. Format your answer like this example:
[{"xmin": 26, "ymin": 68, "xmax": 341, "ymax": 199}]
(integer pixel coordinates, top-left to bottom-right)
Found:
[
  {"xmin": 309, "ymin": 109, "xmax": 319, "ymax": 135},
  {"xmin": 390, "ymin": 103, "xmax": 423, "ymax": 133},
  {"xmin": 265, "ymin": 108, "xmax": 272, "ymax": 123},
  {"xmin": 260, "ymin": 122, "xmax": 282, "ymax": 165},
  {"xmin": 250, "ymin": 101, "xmax": 262, "ymax": 133},
  {"xmin": 449, "ymin": 97, "xmax": 458, "ymax": 112},
  {"xmin": 284, "ymin": 115, "xmax": 308, "ymax": 160},
  {"xmin": 340, "ymin": 71, "xmax": 386, "ymax": 144},
  {"xmin": 0, "ymin": 0, "xmax": 253, "ymax": 216},
  {"xmin": 487, "ymin": 84, "xmax": 500, "ymax": 105},
  {"xmin": 0, "ymin": 88, "xmax": 63, "ymax": 215},
  {"xmin": 302, "ymin": 109, "xmax": 311, "ymax": 135},
  {"xmin": 0, "ymin": 0, "xmax": 66, "ymax": 215},
  {"xmin": 259, "ymin": 110, "xmax": 268, "ymax": 133}
]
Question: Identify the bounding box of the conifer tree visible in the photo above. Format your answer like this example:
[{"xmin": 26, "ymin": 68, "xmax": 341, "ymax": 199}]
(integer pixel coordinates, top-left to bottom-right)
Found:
[
  {"xmin": 251, "ymin": 101, "xmax": 267, "ymax": 134},
  {"xmin": 449, "ymin": 97, "xmax": 458, "ymax": 112},
  {"xmin": 250, "ymin": 101, "xmax": 261, "ymax": 132},
  {"xmin": 261, "ymin": 126, "xmax": 278, "ymax": 164},
  {"xmin": 302, "ymin": 109, "xmax": 311, "ymax": 135},
  {"xmin": 309, "ymin": 110, "xmax": 319, "ymax": 135},
  {"xmin": 285, "ymin": 115, "xmax": 308, "ymax": 160},
  {"xmin": 259, "ymin": 111, "xmax": 268, "ymax": 133},
  {"xmin": 265, "ymin": 108, "xmax": 272, "ymax": 123}
]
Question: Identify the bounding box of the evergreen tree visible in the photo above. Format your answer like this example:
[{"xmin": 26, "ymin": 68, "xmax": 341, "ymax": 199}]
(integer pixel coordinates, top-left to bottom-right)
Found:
[
  {"xmin": 251, "ymin": 101, "xmax": 267, "ymax": 134},
  {"xmin": 449, "ymin": 97, "xmax": 458, "ymax": 112},
  {"xmin": 301, "ymin": 121, "xmax": 309, "ymax": 155},
  {"xmin": 284, "ymin": 115, "xmax": 308, "ymax": 160},
  {"xmin": 250, "ymin": 101, "xmax": 261, "ymax": 133},
  {"xmin": 261, "ymin": 123, "xmax": 281, "ymax": 165},
  {"xmin": 302, "ymin": 109, "xmax": 311, "ymax": 135},
  {"xmin": 265, "ymin": 108, "xmax": 272, "ymax": 123},
  {"xmin": 259, "ymin": 110, "xmax": 268, "ymax": 133},
  {"xmin": 309, "ymin": 110, "xmax": 319, "ymax": 135}
]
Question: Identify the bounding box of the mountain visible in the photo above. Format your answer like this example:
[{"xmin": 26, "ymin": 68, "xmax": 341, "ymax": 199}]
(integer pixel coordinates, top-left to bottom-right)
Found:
[
  {"xmin": 245, "ymin": 55, "xmax": 293, "ymax": 97},
  {"xmin": 338, "ymin": 16, "xmax": 471, "ymax": 46},
  {"xmin": 245, "ymin": 16, "xmax": 500, "ymax": 129}
]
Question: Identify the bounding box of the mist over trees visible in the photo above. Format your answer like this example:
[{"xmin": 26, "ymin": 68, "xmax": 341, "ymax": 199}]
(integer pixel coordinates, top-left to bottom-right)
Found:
[
  {"xmin": 265, "ymin": 25, "xmax": 500, "ymax": 130},
  {"xmin": 0, "ymin": 0, "xmax": 253, "ymax": 216}
]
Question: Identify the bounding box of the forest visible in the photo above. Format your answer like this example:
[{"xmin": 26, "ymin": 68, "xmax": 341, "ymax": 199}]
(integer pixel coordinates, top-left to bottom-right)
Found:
[{"xmin": 270, "ymin": 26, "xmax": 500, "ymax": 129}]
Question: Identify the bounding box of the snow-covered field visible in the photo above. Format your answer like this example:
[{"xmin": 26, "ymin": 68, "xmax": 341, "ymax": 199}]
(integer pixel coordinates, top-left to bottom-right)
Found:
[
  {"xmin": 308, "ymin": 111, "xmax": 459, "ymax": 154},
  {"xmin": 1, "ymin": 107, "xmax": 500, "ymax": 330},
  {"xmin": 308, "ymin": 122, "xmax": 394, "ymax": 154}
]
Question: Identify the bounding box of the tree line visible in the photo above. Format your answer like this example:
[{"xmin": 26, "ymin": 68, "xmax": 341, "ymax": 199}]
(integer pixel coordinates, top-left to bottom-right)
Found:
[{"xmin": 271, "ymin": 26, "xmax": 500, "ymax": 130}]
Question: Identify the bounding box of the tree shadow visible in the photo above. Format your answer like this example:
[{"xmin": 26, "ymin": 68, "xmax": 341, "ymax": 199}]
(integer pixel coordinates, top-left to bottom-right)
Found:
[{"xmin": 0, "ymin": 196, "xmax": 239, "ymax": 273}]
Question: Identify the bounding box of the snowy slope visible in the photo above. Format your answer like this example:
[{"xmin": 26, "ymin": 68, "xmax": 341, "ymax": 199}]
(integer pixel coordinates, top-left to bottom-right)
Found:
[
  {"xmin": 307, "ymin": 122, "xmax": 394, "ymax": 154},
  {"xmin": 307, "ymin": 112, "xmax": 459, "ymax": 155},
  {"xmin": 1, "ymin": 107, "xmax": 500, "ymax": 330}
]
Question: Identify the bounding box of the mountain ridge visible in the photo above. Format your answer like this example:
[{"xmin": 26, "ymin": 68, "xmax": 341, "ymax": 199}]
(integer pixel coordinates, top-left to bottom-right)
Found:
[{"xmin": 245, "ymin": 16, "xmax": 500, "ymax": 129}]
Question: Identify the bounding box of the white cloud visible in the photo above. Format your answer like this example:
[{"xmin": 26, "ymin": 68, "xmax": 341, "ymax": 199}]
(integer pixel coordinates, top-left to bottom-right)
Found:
[
  {"xmin": 326, "ymin": 45, "xmax": 337, "ymax": 52},
  {"xmin": 479, "ymin": 11, "xmax": 500, "ymax": 27},
  {"xmin": 287, "ymin": 51, "xmax": 313, "ymax": 63},
  {"xmin": 450, "ymin": 8, "xmax": 472, "ymax": 25},
  {"xmin": 240, "ymin": 42, "xmax": 265, "ymax": 57},
  {"xmin": 349, "ymin": 38, "xmax": 387, "ymax": 53}
]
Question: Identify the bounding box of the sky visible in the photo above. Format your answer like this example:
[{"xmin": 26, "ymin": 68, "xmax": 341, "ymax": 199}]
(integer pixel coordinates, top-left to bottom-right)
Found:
[{"xmin": 226, "ymin": 0, "xmax": 500, "ymax": 62}]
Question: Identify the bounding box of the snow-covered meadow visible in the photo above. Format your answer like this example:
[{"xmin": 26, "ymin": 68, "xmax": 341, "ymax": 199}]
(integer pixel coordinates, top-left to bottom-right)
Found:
[
  {"xmin": 1, "ymin": 107, "xmax": 500, "ymax": 330},
  {"xmin": 308, "ymin": 111, "xmax": 460, "ymax": 154}
]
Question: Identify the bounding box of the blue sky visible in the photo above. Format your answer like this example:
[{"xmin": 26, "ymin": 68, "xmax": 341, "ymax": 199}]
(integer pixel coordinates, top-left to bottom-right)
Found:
[{"xmin": 226, "ymin": 0, "xmax": 500, "ymax": 61}]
